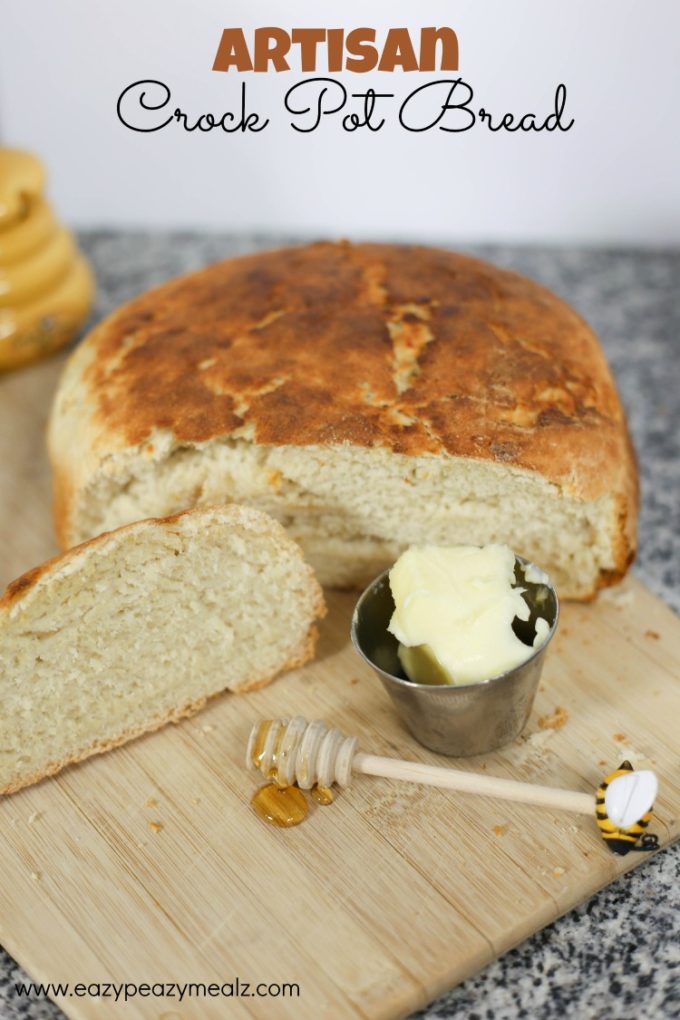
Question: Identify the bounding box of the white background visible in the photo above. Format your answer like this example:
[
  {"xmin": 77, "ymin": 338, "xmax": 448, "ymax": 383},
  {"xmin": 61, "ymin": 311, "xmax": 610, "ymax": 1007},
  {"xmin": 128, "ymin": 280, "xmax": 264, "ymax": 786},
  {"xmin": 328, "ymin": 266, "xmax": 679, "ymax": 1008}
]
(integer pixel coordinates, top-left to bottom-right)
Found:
[{"xmin": 1, "ymin": 0, "xmax": 679, "ymax": 245}]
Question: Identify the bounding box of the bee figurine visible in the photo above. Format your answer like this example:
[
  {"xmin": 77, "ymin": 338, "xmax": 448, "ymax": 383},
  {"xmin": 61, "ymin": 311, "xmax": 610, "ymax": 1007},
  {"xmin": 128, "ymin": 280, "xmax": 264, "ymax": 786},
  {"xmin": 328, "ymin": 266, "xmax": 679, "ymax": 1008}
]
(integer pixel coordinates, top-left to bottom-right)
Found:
[{"xmin": 595, "ymin": 760, "xmax": 660, "ymax": 855}]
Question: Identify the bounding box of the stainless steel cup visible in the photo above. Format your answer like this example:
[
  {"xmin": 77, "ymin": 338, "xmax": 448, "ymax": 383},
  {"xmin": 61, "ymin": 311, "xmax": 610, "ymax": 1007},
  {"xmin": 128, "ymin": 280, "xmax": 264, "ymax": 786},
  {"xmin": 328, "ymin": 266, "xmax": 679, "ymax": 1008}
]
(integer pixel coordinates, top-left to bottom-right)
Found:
[{"xmin": 350, "ymin": 556, "xmax": 559, "ymax": 757}]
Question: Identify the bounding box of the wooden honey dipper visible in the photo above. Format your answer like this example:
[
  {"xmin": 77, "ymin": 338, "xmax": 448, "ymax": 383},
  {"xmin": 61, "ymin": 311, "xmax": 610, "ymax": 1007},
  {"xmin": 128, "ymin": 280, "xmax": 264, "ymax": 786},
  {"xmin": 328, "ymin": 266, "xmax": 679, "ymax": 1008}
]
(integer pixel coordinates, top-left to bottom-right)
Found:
[
  {"xmin": 247, "ymin": 718, "xmax": 660, "ymax": 852},
  {"xmin": 247, "ymin": 716, "xmax": 595, "ymax": 815}
]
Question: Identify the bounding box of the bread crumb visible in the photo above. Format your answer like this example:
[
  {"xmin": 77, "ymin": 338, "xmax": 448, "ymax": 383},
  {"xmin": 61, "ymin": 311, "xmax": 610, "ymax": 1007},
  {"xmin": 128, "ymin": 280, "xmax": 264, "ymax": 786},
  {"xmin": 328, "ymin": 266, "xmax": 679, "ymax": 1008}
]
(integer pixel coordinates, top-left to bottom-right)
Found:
[
  {"xmin": 30, "ymin": 871, "xmax": 41, "ymax": 881},
  {"xmin": 599, "ymin": 760, "xmax": 608, "ymax": 767},
  {"xmin": 148, "ymin": 821, "xmax": 164, "ymax": 833},
  {"xmin": 613, "ymin": 733, "xmax": 626, "ymax": 742},
  {"xmin": 517, "ymin": 728, "xmax": 556, "ymax": 758},
  {"xmin": 191, "ymin": 797, "xmax": 201, "ymax": 805},
  {"xmin": 201, "ymin": 724, "xmax": 215, "ymax": 734},
  {"xmin": 27, "ymin": 811, "xmax": 41, "ymax": 824},
  {"xmin": 553, "ymin": 866, "xmax": 566, "ymax": 877},
  {"xmin": 644, "ymin": 629, "xmax": 660, "ymax": 640},
  {"xmin": 612, "ymin": 746, "xmax": 645, "ymax": 767},
  {"xmin": 493, "ymin": 825, "xmax": 506, "ymax": 837},
  {"xmin": 350, "ymin": 677, "xmax": 360, "ymax": 686},
  {"xmin": 145, "ymin": 798, "xmax": 158, "ymax": 808},
  {"xmin": 538, "ymin": 706, "xmax": 569, "ymax": 730},
  {"xmin": 599, "ymin": 587, "xmax": 634, "ymax": 608}
]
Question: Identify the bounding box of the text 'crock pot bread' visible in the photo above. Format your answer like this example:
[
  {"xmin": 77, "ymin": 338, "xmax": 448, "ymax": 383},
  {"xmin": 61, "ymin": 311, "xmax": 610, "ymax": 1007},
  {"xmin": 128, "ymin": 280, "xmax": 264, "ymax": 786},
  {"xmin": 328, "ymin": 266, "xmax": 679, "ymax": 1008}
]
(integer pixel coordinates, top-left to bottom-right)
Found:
[
  {"xmin": 48, "ymin": 242, "xmax": 637, "ymax": 599},
  {"xmin": 0, "ymin": 505, "xmax": 325, "ymax": 795}
]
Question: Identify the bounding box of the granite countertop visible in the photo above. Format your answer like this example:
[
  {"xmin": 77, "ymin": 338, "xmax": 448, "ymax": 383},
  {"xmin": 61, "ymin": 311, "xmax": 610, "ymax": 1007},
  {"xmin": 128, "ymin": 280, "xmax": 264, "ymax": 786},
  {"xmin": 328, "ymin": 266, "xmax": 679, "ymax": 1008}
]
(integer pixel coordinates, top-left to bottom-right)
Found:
[{"xmin": 1, "ymin": 236, "xmax": 678, "ymax": 1020}]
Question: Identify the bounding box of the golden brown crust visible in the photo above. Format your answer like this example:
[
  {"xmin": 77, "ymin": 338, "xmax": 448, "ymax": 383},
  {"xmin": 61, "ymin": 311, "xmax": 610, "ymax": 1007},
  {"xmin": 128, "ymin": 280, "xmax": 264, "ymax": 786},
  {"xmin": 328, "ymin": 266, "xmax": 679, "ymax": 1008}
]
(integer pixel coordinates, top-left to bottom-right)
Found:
[
  {"xmin": 0, "ymin": 620, "xmax": 319, "ymax": 795},
  {"xmin": 77, "ymin": 243, "xmax": 630, "ymax": 486},
  {"xmin": 50, "ymin": 241, "xmax": 638, "ymax": 588},
  {"xmin": 51, "ymin": 461, "xmax": 74, "ymax": 552}
]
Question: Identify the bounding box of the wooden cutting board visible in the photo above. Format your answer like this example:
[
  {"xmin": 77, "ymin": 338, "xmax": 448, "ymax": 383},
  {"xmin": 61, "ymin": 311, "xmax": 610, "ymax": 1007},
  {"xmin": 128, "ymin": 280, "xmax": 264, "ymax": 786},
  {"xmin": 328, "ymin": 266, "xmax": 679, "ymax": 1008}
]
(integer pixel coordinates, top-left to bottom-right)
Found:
[{"xmin": 1, "ymin": 354, "xmax": 679, "ymax": 1020}]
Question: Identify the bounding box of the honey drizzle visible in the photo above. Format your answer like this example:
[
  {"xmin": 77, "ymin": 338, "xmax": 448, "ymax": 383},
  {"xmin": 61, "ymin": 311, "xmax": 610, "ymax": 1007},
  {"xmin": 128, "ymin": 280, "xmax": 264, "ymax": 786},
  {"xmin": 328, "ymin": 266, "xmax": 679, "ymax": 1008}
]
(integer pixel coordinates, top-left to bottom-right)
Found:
[
  {"xmin": 250, "ymin": 719, "xmax": 273, "ymax": 771},
  {"xmin": 269, "ymin": 723, "xmax": 288, "ymax": 787},
  {"xmin": 250, "ymin": 719, "xmax": 338, "ymax": 827},
  {"xmin": 311, "ymin": 784, "xmax": 334, "ymax": 805}
]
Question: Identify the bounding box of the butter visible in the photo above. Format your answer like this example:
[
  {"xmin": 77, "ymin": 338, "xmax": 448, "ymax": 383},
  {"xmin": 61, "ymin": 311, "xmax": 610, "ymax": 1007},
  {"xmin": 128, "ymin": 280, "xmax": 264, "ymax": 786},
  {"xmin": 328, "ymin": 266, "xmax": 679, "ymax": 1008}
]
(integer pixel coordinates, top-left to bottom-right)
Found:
[{"xmin": 388, "ymin": 544, "xmax": 550, "ymax": 686}]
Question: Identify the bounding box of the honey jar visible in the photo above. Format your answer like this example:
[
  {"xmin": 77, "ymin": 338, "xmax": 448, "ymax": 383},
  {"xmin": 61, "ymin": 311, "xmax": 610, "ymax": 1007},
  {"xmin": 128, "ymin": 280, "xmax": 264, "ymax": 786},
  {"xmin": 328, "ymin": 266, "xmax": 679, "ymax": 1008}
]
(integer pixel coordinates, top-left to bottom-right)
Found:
[{"xmin": 0, "ymin": 148, "xmax": 93, "ymax": 370}]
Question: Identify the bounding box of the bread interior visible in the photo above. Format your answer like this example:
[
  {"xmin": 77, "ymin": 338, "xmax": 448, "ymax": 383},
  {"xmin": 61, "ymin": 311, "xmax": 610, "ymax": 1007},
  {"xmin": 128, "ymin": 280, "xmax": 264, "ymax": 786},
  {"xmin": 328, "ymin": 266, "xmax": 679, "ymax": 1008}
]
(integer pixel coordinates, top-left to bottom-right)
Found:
[
  {"xmin": 0, "ymin": 509, "xmax": 318, "ymax": 793},
  {"xmin": 70, "ymin": 438, "xmax": 621, "ymax": 598}
]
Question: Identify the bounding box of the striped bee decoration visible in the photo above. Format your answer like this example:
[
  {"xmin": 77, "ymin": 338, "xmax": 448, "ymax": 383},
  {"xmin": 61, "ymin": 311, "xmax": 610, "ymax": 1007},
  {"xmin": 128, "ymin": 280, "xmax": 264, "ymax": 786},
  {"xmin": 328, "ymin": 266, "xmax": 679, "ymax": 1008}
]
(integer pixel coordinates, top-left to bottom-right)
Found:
[{"xmin": 595, "ymin": 760, "xmax": 659, "ymax": 856}]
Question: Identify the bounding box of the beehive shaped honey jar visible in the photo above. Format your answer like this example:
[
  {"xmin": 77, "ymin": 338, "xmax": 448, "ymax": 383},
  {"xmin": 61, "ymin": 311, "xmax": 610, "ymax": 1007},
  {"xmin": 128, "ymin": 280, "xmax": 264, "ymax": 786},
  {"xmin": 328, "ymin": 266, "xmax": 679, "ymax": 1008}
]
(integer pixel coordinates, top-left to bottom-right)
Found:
[{"xmin": 0, "ymin": 148, "xmax": 94, "ymax": 370}]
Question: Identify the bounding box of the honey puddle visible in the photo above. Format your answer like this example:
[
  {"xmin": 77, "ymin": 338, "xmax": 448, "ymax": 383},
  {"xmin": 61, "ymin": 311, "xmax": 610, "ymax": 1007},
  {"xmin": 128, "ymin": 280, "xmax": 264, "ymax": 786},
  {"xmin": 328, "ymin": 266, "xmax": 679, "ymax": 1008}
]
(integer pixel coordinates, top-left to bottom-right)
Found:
[
  {"xmin": 250, "ymin": 718, "xmax": 337, "ymax": 827},
  {"xmin": 251, "ymin": 784, "xmax": 308, "ymax": 827}
]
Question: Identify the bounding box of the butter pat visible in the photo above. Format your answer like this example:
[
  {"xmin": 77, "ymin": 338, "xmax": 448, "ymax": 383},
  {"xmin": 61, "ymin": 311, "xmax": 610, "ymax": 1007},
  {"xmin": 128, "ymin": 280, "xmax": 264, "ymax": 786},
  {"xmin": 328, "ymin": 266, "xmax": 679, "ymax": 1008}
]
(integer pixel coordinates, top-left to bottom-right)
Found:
[{"xmin": 388, "ymin": 544, "xmax": 549, "ymax": 686}]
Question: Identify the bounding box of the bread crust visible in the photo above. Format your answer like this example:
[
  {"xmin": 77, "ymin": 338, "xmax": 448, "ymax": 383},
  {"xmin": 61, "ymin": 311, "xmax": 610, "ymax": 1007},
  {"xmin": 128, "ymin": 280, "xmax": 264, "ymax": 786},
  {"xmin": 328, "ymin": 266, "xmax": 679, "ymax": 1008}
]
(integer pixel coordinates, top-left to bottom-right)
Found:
[
  {"xmin": 48, "ymin": 242, "xmax": 638, "ymax": 589},
  {"xmin": 0, "ymin": 504, "xmax": 326, "ymax": 794}
]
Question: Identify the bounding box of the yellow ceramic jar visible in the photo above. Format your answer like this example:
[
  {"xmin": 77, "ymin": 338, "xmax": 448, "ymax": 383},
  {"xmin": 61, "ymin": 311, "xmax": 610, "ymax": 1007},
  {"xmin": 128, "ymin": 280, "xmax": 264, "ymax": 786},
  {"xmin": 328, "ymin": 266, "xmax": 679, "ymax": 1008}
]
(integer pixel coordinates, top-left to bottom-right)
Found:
[{"xmin": 0, "ymin": 149, "xmax": 94, "ymax": 370}]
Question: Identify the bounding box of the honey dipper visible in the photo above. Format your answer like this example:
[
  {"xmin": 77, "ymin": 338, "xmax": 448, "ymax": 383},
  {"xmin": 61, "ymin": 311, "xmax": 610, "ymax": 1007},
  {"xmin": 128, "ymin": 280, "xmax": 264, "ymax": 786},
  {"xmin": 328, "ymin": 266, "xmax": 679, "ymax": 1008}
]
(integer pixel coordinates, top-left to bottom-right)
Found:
[{"xmin": 247, "ymin": 717, "xmax": 660, "ymax": 853}]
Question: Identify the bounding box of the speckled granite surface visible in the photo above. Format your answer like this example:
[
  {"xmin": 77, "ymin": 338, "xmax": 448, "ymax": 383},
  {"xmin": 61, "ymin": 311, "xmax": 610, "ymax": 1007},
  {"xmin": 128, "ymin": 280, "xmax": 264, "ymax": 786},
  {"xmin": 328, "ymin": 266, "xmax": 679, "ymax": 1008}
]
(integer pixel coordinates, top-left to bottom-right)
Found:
[{"xmin": 0, "ymin": 237, "xmax": 678, "ymax": 1020}]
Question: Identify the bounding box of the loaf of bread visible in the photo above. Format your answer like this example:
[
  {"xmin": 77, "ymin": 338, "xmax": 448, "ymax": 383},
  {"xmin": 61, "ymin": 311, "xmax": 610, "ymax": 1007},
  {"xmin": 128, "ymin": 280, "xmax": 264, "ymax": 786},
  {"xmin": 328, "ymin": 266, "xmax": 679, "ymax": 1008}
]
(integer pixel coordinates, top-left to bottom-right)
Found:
[
  {"xmin": 0, "ymin": 505, "xmax": 324, "ymax": 794},
  {"xmin": 48, "ymin": 242, "xmax": 637, "ymax": 599}
]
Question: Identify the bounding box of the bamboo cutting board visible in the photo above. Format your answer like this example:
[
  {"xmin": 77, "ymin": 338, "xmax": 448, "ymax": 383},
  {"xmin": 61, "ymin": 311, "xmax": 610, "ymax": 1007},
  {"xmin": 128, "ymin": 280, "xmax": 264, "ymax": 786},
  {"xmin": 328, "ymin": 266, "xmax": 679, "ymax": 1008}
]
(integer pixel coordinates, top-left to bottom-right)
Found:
[{"xmin": 0, "ymin": 354, "xmax": 679, "ymax": 1020}]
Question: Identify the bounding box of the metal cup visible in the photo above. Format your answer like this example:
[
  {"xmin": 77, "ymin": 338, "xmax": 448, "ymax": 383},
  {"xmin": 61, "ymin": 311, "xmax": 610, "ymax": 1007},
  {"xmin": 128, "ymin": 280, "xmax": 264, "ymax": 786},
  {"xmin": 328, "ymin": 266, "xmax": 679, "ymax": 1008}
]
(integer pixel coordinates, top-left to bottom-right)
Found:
[{"xmin": 350, "ymin": 555, "xmax": 559, "ymax": 757}]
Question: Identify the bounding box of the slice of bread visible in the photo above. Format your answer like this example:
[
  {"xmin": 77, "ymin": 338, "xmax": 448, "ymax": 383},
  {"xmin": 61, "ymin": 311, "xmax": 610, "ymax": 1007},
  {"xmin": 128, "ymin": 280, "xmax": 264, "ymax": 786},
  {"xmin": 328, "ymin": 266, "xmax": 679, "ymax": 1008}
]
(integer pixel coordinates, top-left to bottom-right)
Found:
[
  {"xmin": 0, "ymin": 505, "xmax": 325, "ymax": 795},
  {"xmin": 48, "ymin": 241, "xmax": 637, "ymax": 599}
]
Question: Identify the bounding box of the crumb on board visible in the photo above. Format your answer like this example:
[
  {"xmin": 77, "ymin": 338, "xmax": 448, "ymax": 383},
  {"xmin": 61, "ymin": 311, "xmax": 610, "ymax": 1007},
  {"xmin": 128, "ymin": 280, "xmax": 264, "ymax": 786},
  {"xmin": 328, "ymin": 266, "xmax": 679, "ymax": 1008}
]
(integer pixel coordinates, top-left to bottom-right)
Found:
[
  {"xmin": 493, "ymin": 825, "xmax": 506, "ymax": 837},
  {"xmin": 644, "ymin": 629, "xmax": 660, "ymax": 640},
  {"xmin": 520, "ymin": 728, "xmax": 556, "ymax": 755},
  {"xmin": 30, "ymin": 871, "xmax": 41, "ymax": 881},
  {"xmin": 598, "ymin": 586, "xmax": 634, "ymax": 608},
  {"xmin": 350, "ymin": 677, "xmax": 360, "ymax": 685},
  {"xmin": 27, "ymin": 811, "xmax": 40, "ymax": 824},
  {"xmin": 613, "ymin": 733, "xmax": 627, "ymax": 742},
  {"xmin": 538, "ymin": 706, "xmax": 569, "ymax": 730},
  {"xmin": 148, "ymin": 821, "xmax": 164, "ymax": 833},
  {"xmin": 191, "ymin": 797, "xmax": 201, "ymax": 805},
  {"xmin": 145, "ymin": 798, "xmax": 158, "ymax": 808},
  {"xmin": 613, "ymin": 747, "xmax": 646, "ymax": 767},
  {"xmin": 201, "ymin": 724, "xmax": 215, "ymax": 734},
  {"xmin": 599, "ymin": 760, "xmax": 608, "ymax": 767},
  {"xmin": 553, "ymin": 866, "xmax": 566, "ymax": 878}
]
